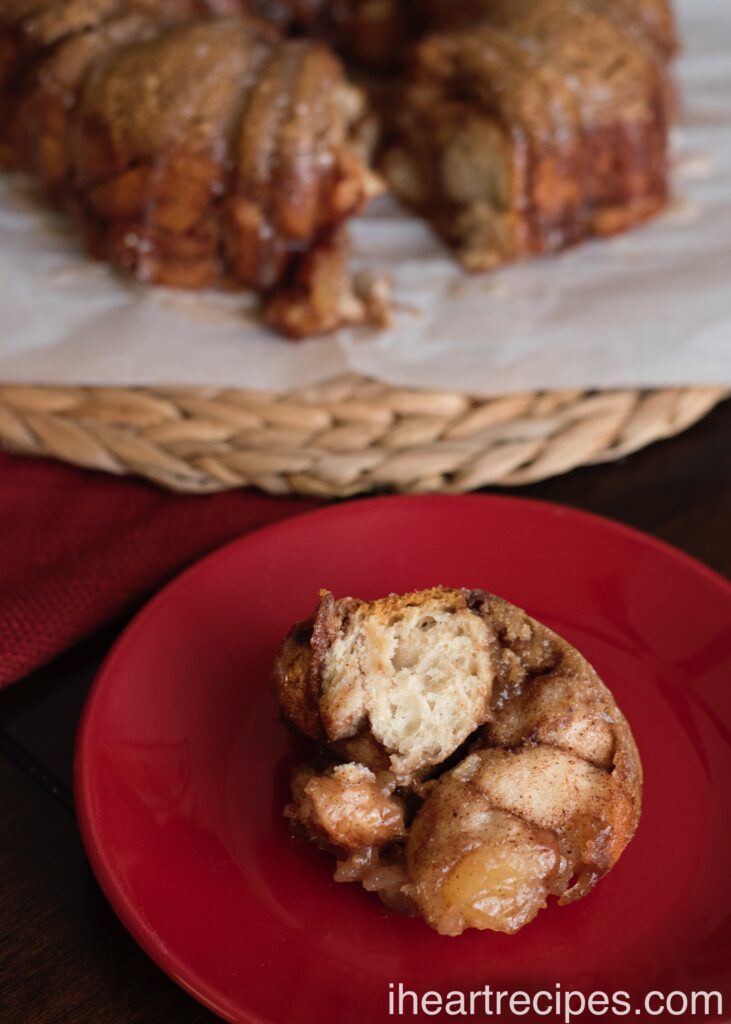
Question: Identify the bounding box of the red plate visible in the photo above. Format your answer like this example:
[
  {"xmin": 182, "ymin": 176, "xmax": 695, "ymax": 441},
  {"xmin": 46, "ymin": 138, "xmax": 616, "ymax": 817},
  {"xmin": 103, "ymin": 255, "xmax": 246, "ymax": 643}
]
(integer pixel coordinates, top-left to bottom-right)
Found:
[{"xmin": 75, "ymin": 495, "xmax": 731, "ymax": 1024}]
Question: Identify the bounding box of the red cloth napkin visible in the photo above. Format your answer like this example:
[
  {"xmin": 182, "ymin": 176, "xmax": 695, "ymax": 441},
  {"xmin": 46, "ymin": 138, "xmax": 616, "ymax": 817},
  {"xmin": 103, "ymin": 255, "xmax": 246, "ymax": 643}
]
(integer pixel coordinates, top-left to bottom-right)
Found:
[{"xmin": 0, "ymin": 451, "xmax": 320, "ymax": 687}]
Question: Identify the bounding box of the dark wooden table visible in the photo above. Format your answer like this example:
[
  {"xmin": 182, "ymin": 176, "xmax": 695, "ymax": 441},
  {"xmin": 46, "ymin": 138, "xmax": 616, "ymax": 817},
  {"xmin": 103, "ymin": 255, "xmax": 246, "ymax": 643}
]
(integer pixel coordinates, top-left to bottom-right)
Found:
[{"xmin": 1, "ymin": 399, "xmax": 729, "ymax": 1024}]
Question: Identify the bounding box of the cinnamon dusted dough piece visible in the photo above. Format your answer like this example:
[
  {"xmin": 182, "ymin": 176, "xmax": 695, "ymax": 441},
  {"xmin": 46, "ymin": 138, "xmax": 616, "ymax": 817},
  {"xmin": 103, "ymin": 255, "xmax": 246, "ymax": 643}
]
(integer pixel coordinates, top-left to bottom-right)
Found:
[
  {"xmin": 406, "ymin": 742, "xmax": 639, "ymax": 935},
  {"xmin": 3, "ymin": 10, "xmax": 166, "ymax": 194},
  {"xmin": 0, "ymin": 0, "xmax": 315, "ymax": 55},
  {"xmin": 0, "ymin": 3, "xmax": 269, "ymax": 184},
  {"xmin": 69, "ymin": 21, "xmax": 378, "ymax": 302},
  {"xmin": 469, "ymin": 590, "xmax": 628, "ymax": 771},
  {"xmin": 0, "ymin": 0, "xmax": 226, "ymax": 95},
  {"xmin": 275, "ymin": 587, "xmax": 643, "ymax": 935},
  {"xmin": 286, "ymin": 762, "xmax": 407, "ymax": 853},
  {"xmin": 286, "ymin": 760, "xmax": 416, "ymax": 915},
  {"xmin": 384, "ymin": 0, "xmax": 676, "ymax": 272},
  {"xmin": 0, "ymin": 0, "xmax": 383, "ymax": 336}
]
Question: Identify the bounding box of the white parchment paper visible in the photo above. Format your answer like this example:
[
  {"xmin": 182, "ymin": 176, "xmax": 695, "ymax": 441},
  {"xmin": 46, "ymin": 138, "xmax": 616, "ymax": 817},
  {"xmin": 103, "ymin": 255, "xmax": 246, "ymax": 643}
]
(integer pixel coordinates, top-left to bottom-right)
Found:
[{"xmin": 0, "ymin": 0, "xmax": 728, "ymax": 394}]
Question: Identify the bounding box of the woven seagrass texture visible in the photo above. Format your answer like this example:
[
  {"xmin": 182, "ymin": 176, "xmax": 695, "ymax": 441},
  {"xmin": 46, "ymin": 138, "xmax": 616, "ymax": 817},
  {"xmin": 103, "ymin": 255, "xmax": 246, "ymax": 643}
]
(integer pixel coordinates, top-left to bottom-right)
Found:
[{"xmin": 0, "ymin": 379, "xmax": 726, "ymax": 496}]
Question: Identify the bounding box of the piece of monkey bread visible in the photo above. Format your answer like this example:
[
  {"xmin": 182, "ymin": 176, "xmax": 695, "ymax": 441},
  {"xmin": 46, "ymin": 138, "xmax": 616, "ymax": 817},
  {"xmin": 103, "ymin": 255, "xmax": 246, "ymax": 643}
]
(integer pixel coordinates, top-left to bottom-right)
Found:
[
  {"xmin": 274, "ymin": 587, "xmax": 642, "ymax": 936},
  {"xmin": 383, "ymin": 0, "xmax": 676, "ymax": 272}
]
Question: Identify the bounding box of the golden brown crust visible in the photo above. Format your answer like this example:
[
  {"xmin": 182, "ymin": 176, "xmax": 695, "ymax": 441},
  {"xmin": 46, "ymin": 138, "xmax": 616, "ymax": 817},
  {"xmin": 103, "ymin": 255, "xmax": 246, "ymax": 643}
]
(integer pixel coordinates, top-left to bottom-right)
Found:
[
  {"xmin": 271, "ymin": 589, "xmax": 355, "ymax": 740},
  {"xmin": 271, "ymin": 617, "xmax": 321, "ymax": 739}
]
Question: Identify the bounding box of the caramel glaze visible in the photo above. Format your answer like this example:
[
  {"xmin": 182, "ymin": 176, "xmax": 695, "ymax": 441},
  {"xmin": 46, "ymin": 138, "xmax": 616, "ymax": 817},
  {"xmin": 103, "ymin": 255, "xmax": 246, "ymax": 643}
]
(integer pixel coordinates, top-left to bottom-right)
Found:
[
  {"xmin": 0, "ymin": 0, "xmax": 376, "ymax": 336},
  {"xmin": 385, "ymin": 0, "xmax": 676, "ymax": 271}
]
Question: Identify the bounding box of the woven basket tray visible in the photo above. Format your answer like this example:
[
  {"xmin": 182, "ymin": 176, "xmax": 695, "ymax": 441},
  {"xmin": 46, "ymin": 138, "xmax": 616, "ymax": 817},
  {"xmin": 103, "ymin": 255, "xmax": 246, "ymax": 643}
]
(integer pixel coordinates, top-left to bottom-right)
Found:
[{"xmin": 0, "ymin": 379, "xmax": 725, "ymax": 497}]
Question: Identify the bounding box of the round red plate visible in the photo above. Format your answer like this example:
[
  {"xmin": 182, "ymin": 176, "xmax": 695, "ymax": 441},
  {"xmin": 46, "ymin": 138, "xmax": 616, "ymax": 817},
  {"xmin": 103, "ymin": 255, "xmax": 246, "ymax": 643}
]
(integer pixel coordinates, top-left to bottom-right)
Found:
[{"xmin": 75, "ymin": 495, "xmax": 731, "ymax": 1024}]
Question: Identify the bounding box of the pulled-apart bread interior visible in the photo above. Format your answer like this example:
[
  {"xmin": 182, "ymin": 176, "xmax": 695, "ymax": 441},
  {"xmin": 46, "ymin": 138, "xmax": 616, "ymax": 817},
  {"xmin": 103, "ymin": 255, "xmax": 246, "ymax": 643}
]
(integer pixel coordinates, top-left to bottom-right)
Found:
[
  {"xmin": 275, "ymin": 587, "xmax": 642, "ymax": 935},
  {"xmin": 274, "ymin": 588, "xmax": 494, "ymax": 775}
]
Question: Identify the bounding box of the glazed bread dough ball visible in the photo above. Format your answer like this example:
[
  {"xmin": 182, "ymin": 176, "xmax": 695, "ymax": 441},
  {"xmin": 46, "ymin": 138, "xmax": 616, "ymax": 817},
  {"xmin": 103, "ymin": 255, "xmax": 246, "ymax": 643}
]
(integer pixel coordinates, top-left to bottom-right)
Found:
[
  {"xmin": 406, "ymin": 743, "xmax": 639, "ymax": 935},
  {"xmin": 287, "ymin": 762, "xmax": 406, "ymax": 853}
]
